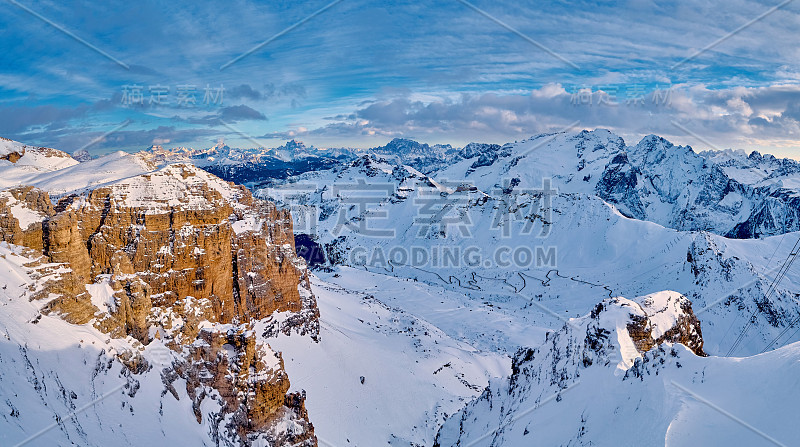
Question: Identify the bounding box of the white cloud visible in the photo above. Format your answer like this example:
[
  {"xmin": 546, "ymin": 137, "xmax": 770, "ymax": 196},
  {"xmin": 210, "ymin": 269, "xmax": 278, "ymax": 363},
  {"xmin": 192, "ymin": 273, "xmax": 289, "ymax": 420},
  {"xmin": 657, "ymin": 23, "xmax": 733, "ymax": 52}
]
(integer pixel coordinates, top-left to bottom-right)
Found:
[{"xmin": 290, "ymin": 82, "xmax": 800, "ymax": 156}]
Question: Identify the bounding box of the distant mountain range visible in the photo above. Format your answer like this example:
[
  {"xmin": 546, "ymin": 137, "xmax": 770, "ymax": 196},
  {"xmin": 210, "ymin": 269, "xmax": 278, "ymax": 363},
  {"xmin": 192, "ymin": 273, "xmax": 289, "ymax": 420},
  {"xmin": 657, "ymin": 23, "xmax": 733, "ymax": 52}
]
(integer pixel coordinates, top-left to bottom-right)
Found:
[
  {"xmin": 115, "ymin": 138, "xmax": 500, "ymax": 188},
  {"xmin": 126, "ymin": 130, "xmax": 800, "ymax": 240}
]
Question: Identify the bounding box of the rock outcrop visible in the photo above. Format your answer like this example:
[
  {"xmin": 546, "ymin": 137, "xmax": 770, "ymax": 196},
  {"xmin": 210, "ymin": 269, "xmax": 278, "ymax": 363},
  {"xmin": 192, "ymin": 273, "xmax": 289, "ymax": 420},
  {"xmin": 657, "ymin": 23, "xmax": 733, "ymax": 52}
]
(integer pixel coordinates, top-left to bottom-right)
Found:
[
  {"xmin": 622, "ymin": 292, "xmax": 705, "ymax": 356},
  {"xmin": 0, "ymin": 136, "xmax": 24, "ymax": 162},
  {"xmin": 163, "ymin": 325, "xmax": 316, "ymax": 446},
  {"xmin": 436, "ymin": 291, "xmax": 707, "ymax": 447},
  {"xmin": 0, "ymin": 164, "xmax": 317, "ymax": 338},
  {"xmin": 0, "ymin": 163, "xmax": 319, "ymax": 446},
  {"xmin": 0, "ymin": 186, "xmax": 53, "ymax": 251}
]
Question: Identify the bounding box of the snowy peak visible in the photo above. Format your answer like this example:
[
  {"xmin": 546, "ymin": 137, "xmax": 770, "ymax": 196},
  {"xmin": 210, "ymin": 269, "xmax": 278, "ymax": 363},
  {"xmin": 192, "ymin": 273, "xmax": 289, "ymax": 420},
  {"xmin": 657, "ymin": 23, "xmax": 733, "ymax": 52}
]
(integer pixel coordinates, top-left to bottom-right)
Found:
[
  {"xmin": 636, "ymin": 133, "xmax": 675, "ymax": 151},
  {"xmin": 532, "ymin": 291, "xmax": 708, "ymax": 375},
  {"xmin": 71, "ymin": 148, "xmax": 92, "ymax": 162},
  {"xmin": 458, "ymin": 141, "xmax": 502, "ymax": 159},
  {"xmin": 281, "ymin": 139, "xmax": 308, "ymax": 153},
  {"xmin": 377, "ymin": 138, "xmax": 433, "ymax": 157},
  {"xmin": 1, "ymin": 149, "xmax": 155, "ymax": 195},
  {"xmin": 511, "ymin": 290, "xmax": 705, "ymax": 375},
  {"xmin": 628, "ymin": 134, "xmax": 699, "ymax": 171},
  {"xmin": 140, "ymin": 139, "xmax": 317, "ymax": 165},
  {"xmin": 365, "ymin": 138, "xmax": 459, "ymax": 172},
  {"xmin": 435, "ymin": 291, "xmax": 707, "ymax": 446},
  {"xmin": 595, "ymin": 291, "xmax": 706, "ymax": 365},
  {"xmin": 133, "ymin": 139, "xmax": 346, "ymax": 187},
  {"xmin": 266, "ymin": 139, "xmax": 311, "ymax": 161},
  {"xmin": 0, "ymin": 136, "xmax": 27, "ymax": 162},
  {"xmin": 424, "ymin": 128, "xmax": 800, "ymax": 238}
]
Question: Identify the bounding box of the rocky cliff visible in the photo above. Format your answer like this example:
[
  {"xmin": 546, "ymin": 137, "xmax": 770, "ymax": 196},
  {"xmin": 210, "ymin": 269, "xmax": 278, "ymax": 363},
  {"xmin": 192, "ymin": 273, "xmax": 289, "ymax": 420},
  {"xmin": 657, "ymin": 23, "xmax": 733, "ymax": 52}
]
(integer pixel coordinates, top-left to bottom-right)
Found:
[
  {"xmin": 0, "ymin": 162, "xmax": 319, "ymax": 446},
  {"xmin": 435, "ymin": 291, "xmax": 707, "ymax": 446}
]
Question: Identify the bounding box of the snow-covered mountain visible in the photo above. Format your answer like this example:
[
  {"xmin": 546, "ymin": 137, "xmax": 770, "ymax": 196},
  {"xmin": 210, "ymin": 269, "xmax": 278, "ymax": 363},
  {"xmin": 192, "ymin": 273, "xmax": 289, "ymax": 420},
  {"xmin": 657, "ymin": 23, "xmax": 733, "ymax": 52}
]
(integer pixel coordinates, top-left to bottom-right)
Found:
[
  {"xmin": 261, "ymin": 149, "xmax": 800, "ymax": 357},
  {"xmin": 135, "ymin": 140, "xmax": 349, "ymax": 189},
  {"xmin": 0, "ymin": 137, "xmax": 81, "ymax": 187},
  {"xmin": 127, "ymin": 138, "xmax": 502, "ymax": 188},
  {"xmin": 232, "ymin": 129, "xmax": 800, "ymax": 239},
  {"xmin": 252, "ymin": 129, "xmax": 800, "ymax": 445},
  {"xmin": 4, "ymin": 130, "xmax": 800, "ymax": 446},
  {"xmin": 66, "ymin": 130, "xmax": 800, "ymax": 241},
  {"xmin": 436, "ymin": 291, "xmax": 800, "ymax": 446},
  {"xmin": 430, "ymin": 129, "xmax": 800, "ymax": 238},
  {"xmin": 362, "ymin": 138, "xmax": 462, "ymax": 173}
]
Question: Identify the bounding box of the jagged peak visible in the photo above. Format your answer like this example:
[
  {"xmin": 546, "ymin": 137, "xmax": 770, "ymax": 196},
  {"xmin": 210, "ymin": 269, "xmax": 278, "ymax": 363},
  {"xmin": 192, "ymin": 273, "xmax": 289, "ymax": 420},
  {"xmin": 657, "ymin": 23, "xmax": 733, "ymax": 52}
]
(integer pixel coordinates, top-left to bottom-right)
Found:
[
  {"xmin": 459, "ymin": 142, "xmax": 501, "ymax": 159},
  {"xmin": 71, "ymin": 149, "xmax": 92, "ymax": 162},
  {"xmin": 376, "ymin": 137, "xmax": 429, "ymax": 155},
  {"xmin": 282, "ymin": 139, "xmax": 307, "ymax": 150},
  {"xmin": 576, "ymin": 127, "xmax": 617, "ymax": 139},
  {"xmin": 636, "ymin": 133, "xmax": 677, "ymax": 150},
  {"xmin": 576, "ymin": 290, "xmax": 705, "ymax": 368}
]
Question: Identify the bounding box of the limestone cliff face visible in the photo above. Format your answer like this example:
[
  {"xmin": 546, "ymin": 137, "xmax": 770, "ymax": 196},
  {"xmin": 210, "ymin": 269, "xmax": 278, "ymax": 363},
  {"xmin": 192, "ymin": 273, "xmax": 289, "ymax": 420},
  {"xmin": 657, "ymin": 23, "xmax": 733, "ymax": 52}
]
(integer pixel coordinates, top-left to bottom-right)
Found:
[
  {"xmin": 0, "ymin": 186, "xmax": 53, "ymax": 251},
  {"xmin": 0, "ymin": 163, "xmax": 318, "ymax": 446},
  {"xmin": 164, "ymin": 326, "xmax": 316, "ymax": 446},
  {"xmin": 0, "ymin": 164, "xmax": 317, "ymax": 338}
]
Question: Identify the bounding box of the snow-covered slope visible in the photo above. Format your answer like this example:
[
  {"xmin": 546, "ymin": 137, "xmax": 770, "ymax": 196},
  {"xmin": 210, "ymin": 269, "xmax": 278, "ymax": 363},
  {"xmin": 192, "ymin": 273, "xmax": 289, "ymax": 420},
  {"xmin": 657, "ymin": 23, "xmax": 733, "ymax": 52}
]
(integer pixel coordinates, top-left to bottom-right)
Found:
[
  {"xmin": 0, "ymin": 137, "xmax": 76, "ymax": 171},
  {"xmin": 262, "ymin": 150, "xmax": 800, "ymax": 358},
  {"xmin": 97, "ymin": 163, "xmax": 243, "ymax": 213},
  {"xmin": 0, "ymin": 150, "xmax": 154, "ymax": 196},
  {"xmin": 268, "ymin": 277, "xmax": 509, "ymax": 446},
  {"xmin": 430, "ymin": 129, "xmax": 800, "ymax": 238},
  {"xmin": 0, "ymin": 243, "xmax": 222, "ymax": 445},
  {"xmin": 0, "ymin": 137, "xmax": 81, "ymax": 190},
  {"xmin": 435, "ymin": 291, "xmax": 800, "ymax": 447},
  {"xmin": 0, "ymin": 137, "xmax": 22, "ymax": 158}
]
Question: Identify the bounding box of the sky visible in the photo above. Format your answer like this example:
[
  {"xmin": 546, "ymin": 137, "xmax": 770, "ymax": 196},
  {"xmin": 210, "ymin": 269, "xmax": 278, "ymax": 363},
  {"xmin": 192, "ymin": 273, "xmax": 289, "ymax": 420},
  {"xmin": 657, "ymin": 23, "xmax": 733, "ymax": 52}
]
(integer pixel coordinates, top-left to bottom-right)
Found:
[{"xmin": 1, "ymin": 0, "xmax": 800, "ymax": 158}]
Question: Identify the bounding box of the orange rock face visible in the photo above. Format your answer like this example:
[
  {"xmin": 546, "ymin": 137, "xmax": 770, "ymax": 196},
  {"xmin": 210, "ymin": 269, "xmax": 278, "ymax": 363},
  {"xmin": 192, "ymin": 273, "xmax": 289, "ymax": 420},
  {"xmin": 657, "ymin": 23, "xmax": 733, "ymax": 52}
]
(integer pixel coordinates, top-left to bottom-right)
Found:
[
  {"xmin": 625, "ymin": 295, "xmax": 706, "ymax": 357},
  {"xmin": 0, "ymin": 186, "xmax": 53, "ymax": 251},
  {"xmin": 0, "ymin": 163, "xmax": 319, "ymax": 445},
  {"xmin": 0, "ymin": 136, "xmax": 24, "ymax": 162},
  {"xmin": 1, "ymin": 164, "xmax": 317, "ymax": 340},
  {"xmin": 166, "ymin": 326, "xmax": 316, "ymax": 446}
]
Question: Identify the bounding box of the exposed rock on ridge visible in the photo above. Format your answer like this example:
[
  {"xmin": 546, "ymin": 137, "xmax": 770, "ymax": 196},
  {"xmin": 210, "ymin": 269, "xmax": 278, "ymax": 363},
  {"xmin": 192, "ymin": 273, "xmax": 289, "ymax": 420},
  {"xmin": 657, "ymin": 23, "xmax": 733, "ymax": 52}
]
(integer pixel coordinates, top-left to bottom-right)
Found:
[{"xmin": 435, "ymin": 291, "xmax": 706, "ymax": 446}]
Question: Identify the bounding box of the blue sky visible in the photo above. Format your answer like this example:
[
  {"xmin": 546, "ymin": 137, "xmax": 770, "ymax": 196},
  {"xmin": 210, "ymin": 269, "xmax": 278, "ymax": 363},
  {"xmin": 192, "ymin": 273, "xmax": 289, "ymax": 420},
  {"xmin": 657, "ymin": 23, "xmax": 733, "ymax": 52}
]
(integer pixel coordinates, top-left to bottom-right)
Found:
[{"xmin": 1, "ymin": 0, "xmax": 800, "ymax": 157}]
